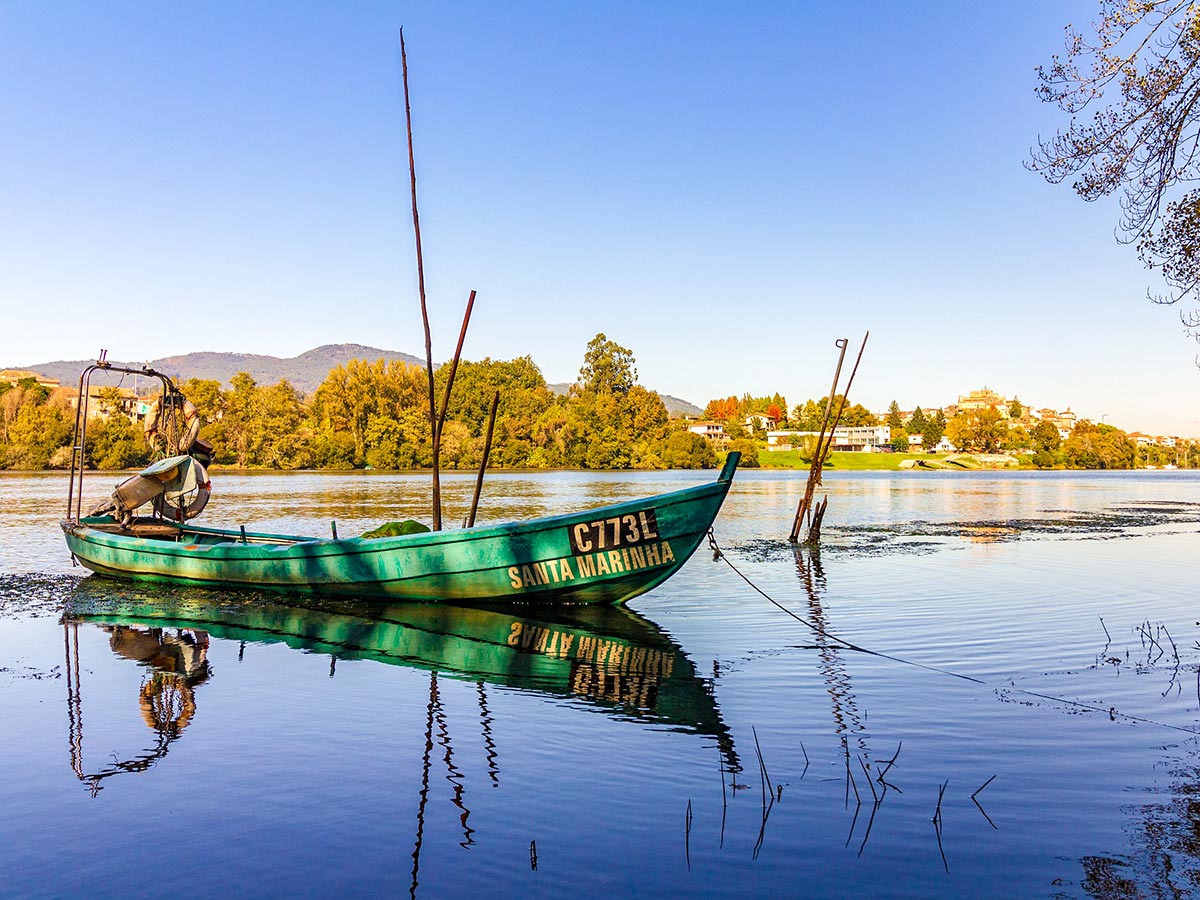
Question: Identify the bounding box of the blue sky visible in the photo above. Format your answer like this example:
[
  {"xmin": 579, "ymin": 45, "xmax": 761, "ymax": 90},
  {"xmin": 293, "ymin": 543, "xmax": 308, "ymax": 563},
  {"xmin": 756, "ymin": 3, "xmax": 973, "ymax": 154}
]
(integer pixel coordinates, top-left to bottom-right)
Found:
[{"xmin": 2, "ymin": 1, "xmax": 1195, "ymax": 435}]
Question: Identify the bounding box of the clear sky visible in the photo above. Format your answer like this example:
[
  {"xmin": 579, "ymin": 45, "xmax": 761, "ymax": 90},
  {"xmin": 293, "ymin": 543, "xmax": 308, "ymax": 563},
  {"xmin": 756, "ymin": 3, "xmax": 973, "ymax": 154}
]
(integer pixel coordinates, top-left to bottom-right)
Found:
[{"xmin": 2, "ymin": 2, "xmax": 1196, "ymax": 435}]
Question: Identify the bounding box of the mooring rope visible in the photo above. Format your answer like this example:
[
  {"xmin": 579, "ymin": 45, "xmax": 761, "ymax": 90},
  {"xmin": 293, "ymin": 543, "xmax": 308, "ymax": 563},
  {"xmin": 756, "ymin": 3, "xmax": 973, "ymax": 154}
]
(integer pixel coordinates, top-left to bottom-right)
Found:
[{"xmin": 705, "ymin": 529, "xmax": 1200, "ymax": 736}]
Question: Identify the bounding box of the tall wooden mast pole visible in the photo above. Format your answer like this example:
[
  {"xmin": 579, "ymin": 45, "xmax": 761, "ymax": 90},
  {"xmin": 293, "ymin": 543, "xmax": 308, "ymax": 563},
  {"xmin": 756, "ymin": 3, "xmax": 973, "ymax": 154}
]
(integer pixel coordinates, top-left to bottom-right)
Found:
[{"xmin": 400, "ymin": 28, "xmax": 442, "ymax": 530}]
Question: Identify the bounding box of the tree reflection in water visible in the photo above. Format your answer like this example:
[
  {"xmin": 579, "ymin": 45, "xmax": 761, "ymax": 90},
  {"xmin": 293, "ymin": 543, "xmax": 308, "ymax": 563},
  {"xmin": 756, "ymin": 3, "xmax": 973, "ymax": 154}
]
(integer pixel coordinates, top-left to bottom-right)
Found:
[{"xmin": 1074, "ymin": 760, "xmax": 1200, "ymax": 898}]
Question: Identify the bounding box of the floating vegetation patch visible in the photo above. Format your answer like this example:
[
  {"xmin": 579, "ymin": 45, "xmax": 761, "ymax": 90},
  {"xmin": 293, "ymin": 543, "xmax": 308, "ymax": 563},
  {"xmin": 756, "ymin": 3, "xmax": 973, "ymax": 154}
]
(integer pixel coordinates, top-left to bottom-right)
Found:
[
  {"xmin": 0, "ymin": 574, "xmax": 279, "ymax": 622},
  {"xmin": 734, "ymin": 536, "xmax": 950, "ymax": 563},
  {"xmin": 0, "ymin": 574, "xmax": 81, "ymax": 619},
  {"xmin": 0, "ymin": 663, "xmax": 62, "ymax": 682},
  {"xmin": 62, "ymin": 579, "xmax": 286, "ymax": 622},
  {"xmin": 731, "ymin": 501, "xmax": 1200, "ymax": 561}
]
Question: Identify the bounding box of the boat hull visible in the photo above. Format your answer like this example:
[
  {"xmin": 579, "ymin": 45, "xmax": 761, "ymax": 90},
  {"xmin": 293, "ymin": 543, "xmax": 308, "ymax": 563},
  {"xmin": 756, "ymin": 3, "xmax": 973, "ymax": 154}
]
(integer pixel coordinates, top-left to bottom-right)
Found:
[{"xmin": 62, "ymin": 456, "xmax": 737, "ymax": 604}]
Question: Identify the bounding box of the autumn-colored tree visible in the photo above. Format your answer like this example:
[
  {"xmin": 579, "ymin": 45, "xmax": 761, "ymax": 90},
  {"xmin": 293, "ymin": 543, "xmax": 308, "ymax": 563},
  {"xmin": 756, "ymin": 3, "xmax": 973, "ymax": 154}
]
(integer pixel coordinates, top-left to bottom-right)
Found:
[
  {"xmin": 1031, "ymin": 420, "xmax": 1062, "ymax": 453},
  {"xmin": 2, "ymin": 386, "xmax": 70, "ymax": 469},
  {"xmin": 703, "ymin": 396, "xmax": 740, "ymax": 422},
  {"xmin": 309, "ymin": 359, "xmax": 427, "ymax": 465},
  {"xmin": 946, "ymin": 408, "xmax": 1005, "ymax": 453},
  {"xmin": 1062, "ymin": 421, "xmax": 1137, "ymax": 469}
]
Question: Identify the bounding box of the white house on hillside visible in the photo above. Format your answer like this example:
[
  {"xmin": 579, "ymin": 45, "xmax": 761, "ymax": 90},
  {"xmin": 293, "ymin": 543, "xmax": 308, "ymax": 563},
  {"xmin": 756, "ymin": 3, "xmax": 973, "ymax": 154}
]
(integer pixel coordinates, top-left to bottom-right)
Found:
[
  {"xmin": 767, "ymin": 426, "xmax": 891, "ymax": 452},
  {"xmin": 687, "ymin": 421, "xmax": 726, "ymax": 441}
]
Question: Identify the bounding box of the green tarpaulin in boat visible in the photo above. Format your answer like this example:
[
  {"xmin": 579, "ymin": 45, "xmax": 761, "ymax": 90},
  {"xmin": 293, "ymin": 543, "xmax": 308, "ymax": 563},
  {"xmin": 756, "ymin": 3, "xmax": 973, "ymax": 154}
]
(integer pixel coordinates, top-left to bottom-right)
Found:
[{"xmin": 361, "ymin": 520, "xmax": 431, "ymax": 539}]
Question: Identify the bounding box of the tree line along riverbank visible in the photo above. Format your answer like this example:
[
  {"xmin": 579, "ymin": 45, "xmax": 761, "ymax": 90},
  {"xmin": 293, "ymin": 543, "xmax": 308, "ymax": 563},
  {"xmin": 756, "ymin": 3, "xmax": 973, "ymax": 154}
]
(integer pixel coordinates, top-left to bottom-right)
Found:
[{"xmin": 3, "ymin": 336, "xmax": 1194, "ymax": 473}]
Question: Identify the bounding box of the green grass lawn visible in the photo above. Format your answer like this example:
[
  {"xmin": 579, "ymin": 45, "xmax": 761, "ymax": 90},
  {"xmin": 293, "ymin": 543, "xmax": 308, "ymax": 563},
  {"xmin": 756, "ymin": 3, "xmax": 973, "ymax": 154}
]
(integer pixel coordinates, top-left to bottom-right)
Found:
[{"xmin": 755, "ymin": 450, "xmax": 957, "ymax": 470}]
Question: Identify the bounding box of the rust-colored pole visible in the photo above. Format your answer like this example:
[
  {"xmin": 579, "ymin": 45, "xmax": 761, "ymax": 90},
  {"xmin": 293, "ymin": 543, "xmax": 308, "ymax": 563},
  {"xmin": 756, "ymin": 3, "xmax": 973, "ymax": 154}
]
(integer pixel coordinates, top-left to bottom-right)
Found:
[
  {"xmin": 812, "ymin": 331, "xmax": 870, "ymax": 488},
  {"xmin": 400, "ymin": 28, "xmax": 441, "ymax": 530},
  {"xmin": 467, "ymin": 390, "xmax": 500, "ymax": 528},
  {"xmin": 789, "ymin": 339, "xmax": 848, "ymax": 543},
  {"xmin": 436, "ymin": 290, "xmax": 477, "ymax": 439},
  {"xmin": 803, "ymin": 331, "xmax": 870, "ymax": 545}
]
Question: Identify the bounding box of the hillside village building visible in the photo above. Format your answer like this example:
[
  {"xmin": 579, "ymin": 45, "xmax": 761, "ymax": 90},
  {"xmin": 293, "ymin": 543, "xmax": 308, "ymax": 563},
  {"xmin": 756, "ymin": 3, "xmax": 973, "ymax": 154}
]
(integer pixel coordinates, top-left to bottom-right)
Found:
[
  {"xmin": 744, "ymin": 413, "xmax": 777, "ymax": 431},
  {"xmin": 54, "ymin": 385, "xmax": 142, "ymax": 423},
  {"xmin": 1035, "ymin": 408, "xmax": 1078, "ymax": 441},
  {"xmin": 950, "ymin": 388, "xmax": 1010, "ymax": 417},
  {"xmin": 687, "ymin": 421, "xmax": 726, "ymax": 442},
  {"xmin": 767, "ymin": 426, "xmax": 891, "ymax": 452},
  {"xmin": 0, "ymin": 369, "xmax": 60, "ymax": 390},
  {"xmin": 2, "ymin": 367, "xmax": 148, "ymax": 424}
]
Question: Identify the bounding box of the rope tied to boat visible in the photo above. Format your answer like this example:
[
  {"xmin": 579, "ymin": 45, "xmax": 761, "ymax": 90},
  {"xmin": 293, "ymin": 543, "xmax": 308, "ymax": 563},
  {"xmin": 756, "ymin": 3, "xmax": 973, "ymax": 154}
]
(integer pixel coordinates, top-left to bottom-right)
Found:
[
  {"xmin": 706, "ymin": 528, "xmax": 877, "ymax": 658},
  {"xmin": 703, "ymin": 529, "xmax": 1200, "ymax": 735},
  {"xmin": 706, "ymin": 528, "xmax": 723, "ymax": 561}
]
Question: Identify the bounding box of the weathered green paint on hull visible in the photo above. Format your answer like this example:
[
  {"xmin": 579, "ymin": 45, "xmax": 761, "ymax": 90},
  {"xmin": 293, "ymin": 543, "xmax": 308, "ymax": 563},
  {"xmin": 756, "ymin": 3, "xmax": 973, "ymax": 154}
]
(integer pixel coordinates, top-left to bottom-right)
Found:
[{"xmin": 62, "ymin": 454, "xmax": 738, "ymax": 604}]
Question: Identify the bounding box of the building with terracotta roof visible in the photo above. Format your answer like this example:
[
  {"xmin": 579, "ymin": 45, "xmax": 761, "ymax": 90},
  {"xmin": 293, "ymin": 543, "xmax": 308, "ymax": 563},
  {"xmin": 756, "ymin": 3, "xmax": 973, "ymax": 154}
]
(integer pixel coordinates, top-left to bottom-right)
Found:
[{"xmin": 0, "ymin": 369, "xmax": 60, "ymax": 390}]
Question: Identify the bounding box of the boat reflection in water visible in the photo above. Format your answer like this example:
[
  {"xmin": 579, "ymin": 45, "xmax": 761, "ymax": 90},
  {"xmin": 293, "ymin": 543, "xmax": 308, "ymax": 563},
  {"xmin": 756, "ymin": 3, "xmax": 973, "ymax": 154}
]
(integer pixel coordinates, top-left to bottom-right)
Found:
[
  {"xmin": 63, "ymin": 607, "xmax": 215, "ymax": 795},
  {"xmin": 62, "ymin": 582, "xmax": 739, "ymax": 795}
]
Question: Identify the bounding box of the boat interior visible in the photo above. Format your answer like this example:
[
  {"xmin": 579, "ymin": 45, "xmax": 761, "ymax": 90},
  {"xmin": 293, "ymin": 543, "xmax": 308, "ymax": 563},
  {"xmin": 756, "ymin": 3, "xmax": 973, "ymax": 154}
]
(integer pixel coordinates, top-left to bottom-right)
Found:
[{"xmin": 81, "ymin": 517, "xmax": 305, "ymax": 546}]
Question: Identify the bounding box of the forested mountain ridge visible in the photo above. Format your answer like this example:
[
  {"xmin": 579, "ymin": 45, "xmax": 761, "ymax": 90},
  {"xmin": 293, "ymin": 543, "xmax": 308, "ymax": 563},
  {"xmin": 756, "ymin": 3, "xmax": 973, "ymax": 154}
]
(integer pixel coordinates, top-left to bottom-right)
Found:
[
  {"xmin": 0, "ymin": 334, "xmax": 723, "ymax": 471},
  {"xmin": 11, "ymin": 345, "xmax": 424, "ymax": 396},
  {"xmin": 12, "ymin": 347, "xmax": 703, "ymax": 413}
]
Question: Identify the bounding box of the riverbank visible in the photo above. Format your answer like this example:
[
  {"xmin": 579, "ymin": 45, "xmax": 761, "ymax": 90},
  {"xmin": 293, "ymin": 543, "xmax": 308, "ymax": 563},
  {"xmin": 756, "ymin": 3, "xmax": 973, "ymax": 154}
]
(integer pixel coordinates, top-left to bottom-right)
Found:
[
  {"xmin": 750, "ymin": 450, "xmax": 1190, "ymax": 471},
  {"xmin": 755, "ymin": 450, "xmax": 1002, "ymax": 470}
]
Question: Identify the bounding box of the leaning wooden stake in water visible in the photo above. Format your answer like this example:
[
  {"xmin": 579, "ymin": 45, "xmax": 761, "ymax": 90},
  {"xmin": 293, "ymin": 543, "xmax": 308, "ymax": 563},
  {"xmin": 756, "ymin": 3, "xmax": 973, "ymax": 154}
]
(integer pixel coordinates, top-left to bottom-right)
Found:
[
  {"xmin": 788, "ymin": 338, "xmax": 847, "ymax": 542},
  {"xmin": 400, "ymin": 28, "xmax": 443, "ymax": 530},
  {"xmin": 788, "ymin": 332, "xmax": 869, "ymax": 543},
  {"xmin": 805, "ymin": 332, "xmax": 869, "ymax": 544}
]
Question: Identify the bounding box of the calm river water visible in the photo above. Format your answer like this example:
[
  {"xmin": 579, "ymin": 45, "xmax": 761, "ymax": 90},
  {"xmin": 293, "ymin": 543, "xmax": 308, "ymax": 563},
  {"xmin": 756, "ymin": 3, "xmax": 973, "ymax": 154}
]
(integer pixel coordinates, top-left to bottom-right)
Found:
[{"xmin": 2, "ymin": 467, "xmax": 1199, "ymax": 899}]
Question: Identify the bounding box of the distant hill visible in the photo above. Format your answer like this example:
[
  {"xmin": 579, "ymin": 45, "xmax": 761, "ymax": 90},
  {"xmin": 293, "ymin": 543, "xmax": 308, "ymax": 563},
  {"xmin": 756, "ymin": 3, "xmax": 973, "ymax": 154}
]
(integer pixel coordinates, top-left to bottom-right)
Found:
[
  {"xmin": 14, "ymin": 344, "xmax": 423, "ymax": 396},
  {"xmin": 15, "ymin": 346, "xmax": 702, "ymax": 411},
  {"xmin": 657, "ymin": 394, "xmax": 703, "ymax": 417},
  {"xmin": 547, "ymin": 382, "xmax": 702, "ymax": 418}
]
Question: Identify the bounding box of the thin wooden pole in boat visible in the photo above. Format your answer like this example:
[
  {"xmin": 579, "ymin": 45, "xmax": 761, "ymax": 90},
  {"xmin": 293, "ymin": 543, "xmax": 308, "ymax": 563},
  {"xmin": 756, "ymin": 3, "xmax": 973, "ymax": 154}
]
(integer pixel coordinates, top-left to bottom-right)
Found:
[
  {"xmin": 435, "ymin": 290, "xmax": 477, "ymax": 441},
  {"xmin": 400, "ymin": 28, "xmax": 442, "ymax": 531},
  {"xmin": 467, "ymin": 390, "xmax": 500, "ymax": 528},
  {"xmin": 788, "ymin": 339, "xmax": 848, "ymax": 543}
]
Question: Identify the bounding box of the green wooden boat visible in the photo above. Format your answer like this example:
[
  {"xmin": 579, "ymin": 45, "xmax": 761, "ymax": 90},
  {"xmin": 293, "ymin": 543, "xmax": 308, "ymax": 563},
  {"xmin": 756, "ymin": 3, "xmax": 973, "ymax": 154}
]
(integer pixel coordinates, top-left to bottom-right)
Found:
[
  {"xmin": 63, "ymin": 456, "xmax": 735, "ymax": 603},
  {"xmin": 62, "ymin": 361, "xmax": 738, "ymax": 604}
]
